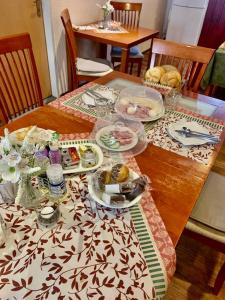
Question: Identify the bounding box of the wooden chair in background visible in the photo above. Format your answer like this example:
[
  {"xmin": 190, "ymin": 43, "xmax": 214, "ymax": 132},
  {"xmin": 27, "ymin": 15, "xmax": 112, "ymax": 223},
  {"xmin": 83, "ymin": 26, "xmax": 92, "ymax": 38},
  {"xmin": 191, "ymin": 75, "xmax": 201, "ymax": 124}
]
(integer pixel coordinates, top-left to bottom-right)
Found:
[
  {"xmin": 184, "ymin": 171, "xmax": 225, "ymax": 295},
  {"xmin": 110, "ymin": 1, "xmax": 143, "ymax": 76},
  {"xmin": 61, "ymin": 9, "xmax": 112, "ymax": 91},
  {"xmin": 0, "ymin": 33, "xmax": 43, "ymax": 124},
  {"xmin": 150, "ymin": 38, "xmax": 215, "ymax": 92}
]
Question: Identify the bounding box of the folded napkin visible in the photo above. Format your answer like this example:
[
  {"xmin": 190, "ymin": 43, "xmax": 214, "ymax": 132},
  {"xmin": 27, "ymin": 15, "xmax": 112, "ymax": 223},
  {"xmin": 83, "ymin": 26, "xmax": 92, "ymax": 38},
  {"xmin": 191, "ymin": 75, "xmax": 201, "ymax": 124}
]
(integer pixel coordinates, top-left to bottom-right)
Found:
[
  {"xmin": 73, "ymin": 24, "xmax": 96, "ymax": 31},
  {"xmin": 77, "ymin": 58, "xmax": 111, "ymax": 73}
]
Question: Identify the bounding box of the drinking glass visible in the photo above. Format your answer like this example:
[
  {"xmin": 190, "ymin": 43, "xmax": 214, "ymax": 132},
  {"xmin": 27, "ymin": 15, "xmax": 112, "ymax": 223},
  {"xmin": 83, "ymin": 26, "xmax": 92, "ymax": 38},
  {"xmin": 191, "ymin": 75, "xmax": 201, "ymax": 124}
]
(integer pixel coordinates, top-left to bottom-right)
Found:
[
  {"xmin": 95, "ymin": 98, "xmax": 111, "ymax": 118},
  {"xmin": 0, "ymin": 213, "xmax": 6, "ymax": 246},
  {"xmin": 164, "ymin": 88, "xmax": 181, "ymax": 111},
  {"xmin": 0, "ymin": 181, "xmax": 18, "ymax": 204}
]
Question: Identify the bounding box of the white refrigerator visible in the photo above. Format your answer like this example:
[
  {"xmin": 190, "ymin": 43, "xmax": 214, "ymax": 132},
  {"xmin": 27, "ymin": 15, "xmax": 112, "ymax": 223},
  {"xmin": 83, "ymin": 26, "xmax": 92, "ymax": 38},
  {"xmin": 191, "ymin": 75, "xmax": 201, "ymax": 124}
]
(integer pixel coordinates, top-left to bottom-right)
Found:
[{"xmin": 166, "ymin": 0, "xmax": 209, "ymax": 45}]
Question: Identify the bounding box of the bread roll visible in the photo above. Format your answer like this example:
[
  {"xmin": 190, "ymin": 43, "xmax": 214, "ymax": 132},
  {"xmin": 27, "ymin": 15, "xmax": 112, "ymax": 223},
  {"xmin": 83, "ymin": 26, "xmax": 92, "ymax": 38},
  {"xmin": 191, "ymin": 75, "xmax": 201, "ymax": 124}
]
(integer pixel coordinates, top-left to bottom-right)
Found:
[
  {"xmin": 160, "ymin": 70, "xmax": 181, "ymax": 88},
  {"xmin": 111, "ymin": 164, "xmax": 129, "ymax": 183},
  {"xmin": 145, "ymin": 66, "xmax": 165, "ymax": 83},
  {"xmin": 161, "ymin": 65, "xmax": 178, "ymax": 73}
]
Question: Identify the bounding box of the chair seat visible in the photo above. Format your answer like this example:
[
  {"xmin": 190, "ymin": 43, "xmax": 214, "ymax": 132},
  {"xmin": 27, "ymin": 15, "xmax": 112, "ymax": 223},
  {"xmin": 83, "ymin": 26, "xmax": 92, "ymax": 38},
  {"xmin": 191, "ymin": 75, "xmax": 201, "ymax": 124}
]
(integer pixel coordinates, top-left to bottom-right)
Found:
[
  {"xmin": 186, "ymin": 219, "xmax": 225, "ymax": 244},
  {"xmin": 190, "ymin": 171, "xmax": 225, "ymax": 232},
  {"xmin": 111, "ymin": 46, "xmax": 144, "ymax": 58},
  {"xmin": 76, "ymin": 57, "xmax": 113, "ymax": 76}
]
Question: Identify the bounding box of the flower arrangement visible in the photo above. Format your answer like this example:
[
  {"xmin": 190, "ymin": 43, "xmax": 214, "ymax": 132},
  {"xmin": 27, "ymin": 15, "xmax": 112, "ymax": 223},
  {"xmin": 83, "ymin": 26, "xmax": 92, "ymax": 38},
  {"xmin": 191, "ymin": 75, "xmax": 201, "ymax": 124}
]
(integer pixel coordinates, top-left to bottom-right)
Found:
[
  {"xmin": 0, "ymin": 127, "xmax": 57, "ymax": 184},
  {"xmin": 97, "ymin": 1, "xmax": 114, "ymax": 19}
]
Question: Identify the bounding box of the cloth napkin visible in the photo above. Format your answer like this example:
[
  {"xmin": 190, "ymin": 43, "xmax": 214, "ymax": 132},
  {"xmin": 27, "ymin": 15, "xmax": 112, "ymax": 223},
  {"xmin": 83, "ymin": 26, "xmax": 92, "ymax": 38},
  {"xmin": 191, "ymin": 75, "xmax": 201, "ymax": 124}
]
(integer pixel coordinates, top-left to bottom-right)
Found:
[
  {"xmin": 73, "ymin": 24, "xmax": 96, "ymax": 31},
  {"xmin": 77, "ymin": 58, "xmax": 111, "ymax": 73}
]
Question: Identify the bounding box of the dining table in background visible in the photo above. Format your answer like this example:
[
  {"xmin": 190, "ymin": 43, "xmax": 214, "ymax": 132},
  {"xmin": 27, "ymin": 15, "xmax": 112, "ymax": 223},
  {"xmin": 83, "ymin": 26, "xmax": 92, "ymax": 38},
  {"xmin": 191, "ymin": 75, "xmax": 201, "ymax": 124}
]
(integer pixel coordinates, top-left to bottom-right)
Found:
[
  {"xmin": 1, "ymin": 71, "xmax": 225, "ymax": 246},
  {"xmin": 73, "ymin": 25, "xmax": 159, "ymax": 73}
]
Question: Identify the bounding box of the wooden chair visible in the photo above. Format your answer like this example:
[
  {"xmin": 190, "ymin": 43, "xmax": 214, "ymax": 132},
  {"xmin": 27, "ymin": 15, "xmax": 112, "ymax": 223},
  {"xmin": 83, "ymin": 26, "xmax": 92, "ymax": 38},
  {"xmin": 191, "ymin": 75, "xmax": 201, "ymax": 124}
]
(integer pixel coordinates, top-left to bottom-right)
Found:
[
  {"xmin": 61, "ymin": 9, "xmax": 113, "ymax": 91},
  {"xmin": 0, "ymin": 33, "xmax": 43, "ymax": 124},
  {"xmin": 150, "ymin": 38, "xmax": 215, "ymax": 92},
  {"xmin": 110, "ymin": 1, "xmax": 143, "ymax": 76},
  {"xmin": 184, "ymin": 171, "xmax": 225, "ymax": 295}
]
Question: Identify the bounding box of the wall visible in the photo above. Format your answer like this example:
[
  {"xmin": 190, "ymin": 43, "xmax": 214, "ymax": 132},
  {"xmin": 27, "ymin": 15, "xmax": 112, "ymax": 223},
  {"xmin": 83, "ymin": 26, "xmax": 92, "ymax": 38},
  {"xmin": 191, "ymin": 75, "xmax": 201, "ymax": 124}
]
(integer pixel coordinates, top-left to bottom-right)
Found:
[{"xmin": 42, "ymin": 0, "xmax": 166, "ymax": 96}]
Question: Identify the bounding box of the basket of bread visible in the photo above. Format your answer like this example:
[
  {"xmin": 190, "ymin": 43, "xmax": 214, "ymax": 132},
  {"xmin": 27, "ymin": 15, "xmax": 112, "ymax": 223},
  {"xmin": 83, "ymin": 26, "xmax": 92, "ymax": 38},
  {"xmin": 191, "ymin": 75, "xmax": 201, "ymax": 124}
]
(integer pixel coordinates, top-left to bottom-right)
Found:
[{"xmin": 144, "ymin": 65, "xmax": 182, "ymax": 95}]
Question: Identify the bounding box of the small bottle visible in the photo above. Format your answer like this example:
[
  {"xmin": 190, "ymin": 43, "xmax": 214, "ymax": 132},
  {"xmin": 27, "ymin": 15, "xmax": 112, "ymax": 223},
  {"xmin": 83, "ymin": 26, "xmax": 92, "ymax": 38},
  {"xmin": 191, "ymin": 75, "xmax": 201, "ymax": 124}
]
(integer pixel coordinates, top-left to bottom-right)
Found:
[
  {"xmin": 46, "ymin": 164, "xmax": 66, "ymax": 197},
  {"xmin": 49, "ymin": 143, "xmax": 62, "ymax": 164},
  {"xmin": 35, "ymin": 145, "xmax": 48, "ymax": 158}
]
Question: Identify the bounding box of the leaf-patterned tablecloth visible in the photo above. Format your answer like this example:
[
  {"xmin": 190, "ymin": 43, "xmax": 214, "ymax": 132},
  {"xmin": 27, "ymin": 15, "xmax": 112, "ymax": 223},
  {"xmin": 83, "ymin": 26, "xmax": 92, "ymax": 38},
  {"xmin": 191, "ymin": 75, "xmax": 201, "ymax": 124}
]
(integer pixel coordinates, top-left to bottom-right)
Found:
[
  {"xmin": 0, "ymin": 133, "xmax": 176, "ymax": 300},
  {"xmin": 0, "ymin": 175, "xmax": 174, "ymax": 300}
]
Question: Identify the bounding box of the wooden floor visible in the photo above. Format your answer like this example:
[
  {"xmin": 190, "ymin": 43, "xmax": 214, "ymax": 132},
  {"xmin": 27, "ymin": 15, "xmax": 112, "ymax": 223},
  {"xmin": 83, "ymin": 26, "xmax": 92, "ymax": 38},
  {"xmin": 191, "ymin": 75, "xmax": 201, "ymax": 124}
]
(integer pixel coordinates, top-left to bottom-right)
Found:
[{"xmin": 164, "ymin": 235, "xmax": 225, "ymax": 299}]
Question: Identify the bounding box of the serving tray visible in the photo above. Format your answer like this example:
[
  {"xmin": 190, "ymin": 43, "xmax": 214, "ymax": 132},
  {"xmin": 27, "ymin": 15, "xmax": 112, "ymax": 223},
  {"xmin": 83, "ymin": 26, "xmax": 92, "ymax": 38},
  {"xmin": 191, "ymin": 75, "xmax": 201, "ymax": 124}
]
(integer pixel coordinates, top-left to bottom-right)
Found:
[{"xmin": 59, "ymin": 140, "xmax": 104, "ymax": 174}]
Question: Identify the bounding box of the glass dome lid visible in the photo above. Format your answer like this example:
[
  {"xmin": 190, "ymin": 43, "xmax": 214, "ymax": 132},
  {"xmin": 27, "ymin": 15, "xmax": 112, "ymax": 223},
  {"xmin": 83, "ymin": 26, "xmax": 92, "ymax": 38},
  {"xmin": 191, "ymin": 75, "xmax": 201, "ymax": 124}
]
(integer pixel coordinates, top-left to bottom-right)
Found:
[
  {"xmin": 90, "ymin": 114, "xmax": 148, "ymax": 157},
  {"xmin": 115, "ymin": 85, "xmax": 165, "ymax": 122}
]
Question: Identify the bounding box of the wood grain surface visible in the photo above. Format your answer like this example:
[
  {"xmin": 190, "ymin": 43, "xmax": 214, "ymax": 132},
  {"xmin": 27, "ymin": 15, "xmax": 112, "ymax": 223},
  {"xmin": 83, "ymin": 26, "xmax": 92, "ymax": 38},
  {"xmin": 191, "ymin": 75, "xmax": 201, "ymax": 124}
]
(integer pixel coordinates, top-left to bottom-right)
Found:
[
  {"xmin": 1, "ymin": 71, "xmax": 225, "ymax": 247},
  {"xmin": 74, "ymin": 26, "xmax": 159, "ymax": 73}
]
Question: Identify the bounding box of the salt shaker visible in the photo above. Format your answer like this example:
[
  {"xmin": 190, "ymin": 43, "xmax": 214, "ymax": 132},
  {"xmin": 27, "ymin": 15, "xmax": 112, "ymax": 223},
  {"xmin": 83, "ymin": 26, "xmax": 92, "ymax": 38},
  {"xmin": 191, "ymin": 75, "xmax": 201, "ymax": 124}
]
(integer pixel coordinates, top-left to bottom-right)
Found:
[{"xmin": 46, "ymin": 164, "xmax": 66, "ymax": 197}]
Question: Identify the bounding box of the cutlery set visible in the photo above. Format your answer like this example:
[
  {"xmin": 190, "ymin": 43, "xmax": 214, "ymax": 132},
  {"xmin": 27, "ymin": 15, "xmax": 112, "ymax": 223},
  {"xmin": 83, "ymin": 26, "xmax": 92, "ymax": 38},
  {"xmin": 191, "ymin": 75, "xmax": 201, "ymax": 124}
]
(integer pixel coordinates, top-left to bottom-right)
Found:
[{"xmin": 175, "ymin": 126, "xmax": 220, "ymax": 144}]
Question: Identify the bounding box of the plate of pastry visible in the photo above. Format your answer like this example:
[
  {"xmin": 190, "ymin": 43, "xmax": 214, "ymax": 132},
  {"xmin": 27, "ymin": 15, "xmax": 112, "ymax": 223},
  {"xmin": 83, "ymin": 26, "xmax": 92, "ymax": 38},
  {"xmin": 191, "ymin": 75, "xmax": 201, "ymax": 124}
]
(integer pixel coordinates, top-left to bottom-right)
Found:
[
  {"xmin": 115, "ymin": 86, "xmax": 165, "ymax": 122},
  {"xmin": 88, "ymin": 163, "xmax": 148, "ymax": 208},
  {"xmin": 95, "ymin": 124, "xmax": 138, "ymax": 151},
  {"xmin": 9, "ymin": 126, "xmax": 57, "ymax": 145}
]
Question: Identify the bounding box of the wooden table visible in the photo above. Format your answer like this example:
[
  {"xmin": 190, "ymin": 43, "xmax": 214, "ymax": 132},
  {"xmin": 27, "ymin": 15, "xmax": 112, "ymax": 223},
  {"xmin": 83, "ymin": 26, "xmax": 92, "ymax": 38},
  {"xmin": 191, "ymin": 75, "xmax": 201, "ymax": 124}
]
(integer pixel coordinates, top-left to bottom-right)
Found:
[
  {"xmin": 74, "ymin": 25, "xmax": 159, "ymax": 73},
  {"xmin": 1, "ymin": 71, "xmax": 225, "ymax": 247}
]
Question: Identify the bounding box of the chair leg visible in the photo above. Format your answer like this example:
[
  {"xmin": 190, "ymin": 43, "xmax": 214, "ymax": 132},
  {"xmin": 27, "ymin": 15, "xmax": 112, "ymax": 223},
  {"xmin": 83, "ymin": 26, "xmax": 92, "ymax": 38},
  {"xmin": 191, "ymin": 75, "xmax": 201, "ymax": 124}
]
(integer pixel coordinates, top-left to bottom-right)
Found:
[
  {"xmin": 213, "ymin": 262, "xmax": 225, "ymax": 295},
  {"xmin": 137, "ymin": 60, "xmax": 142, "ymax": 77},
  {"xmin": 130, "ymin": 63, "xmax": 133, "ymax": 74}
]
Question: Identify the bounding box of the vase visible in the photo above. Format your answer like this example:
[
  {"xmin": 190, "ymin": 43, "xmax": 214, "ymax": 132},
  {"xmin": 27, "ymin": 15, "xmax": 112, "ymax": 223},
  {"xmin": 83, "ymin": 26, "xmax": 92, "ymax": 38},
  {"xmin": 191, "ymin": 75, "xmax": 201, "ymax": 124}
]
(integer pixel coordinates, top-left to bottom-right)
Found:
[
  {"xmin": 0, "ymin": 181, "xmax": 18, "ymax": 204},
  {"xmin": 16, "ymin": 175, "xmax": 42, "ymax": 208}
]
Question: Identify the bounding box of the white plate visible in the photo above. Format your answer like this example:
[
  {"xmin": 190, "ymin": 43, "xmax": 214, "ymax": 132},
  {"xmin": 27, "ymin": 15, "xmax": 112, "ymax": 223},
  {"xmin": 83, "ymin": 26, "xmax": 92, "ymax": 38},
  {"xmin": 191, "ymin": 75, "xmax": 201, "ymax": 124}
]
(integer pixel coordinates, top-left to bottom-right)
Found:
[
  {"xmin": 88, "ymin": 170, "xmax": 142, "ymax": 208},
  {"xmin": 95, "ymin": 125, "xmax": 138, "ymax": 152},
  {"xmin": 59, "ymin": 141, "xmax": 104, "ymax": 174},
  {"xmin": 168, "ymin": 121, "xmax": 211, "ymax": 146},
  {"xmin": 115, "ymin": 97, "xmax": 165, "ymax": 122},
  {"xmin": 9, "ymin": 126, "xmax": 56, "ymax": 145}
]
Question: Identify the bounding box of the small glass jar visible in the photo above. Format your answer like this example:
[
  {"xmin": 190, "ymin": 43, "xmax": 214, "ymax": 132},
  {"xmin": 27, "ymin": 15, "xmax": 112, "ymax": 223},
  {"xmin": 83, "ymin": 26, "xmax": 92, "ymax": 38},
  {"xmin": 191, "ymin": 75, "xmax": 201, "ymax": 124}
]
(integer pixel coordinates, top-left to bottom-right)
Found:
[
  {"xmin": 46, "ymin": 164, "xmax": 66, "ymax": 197},
  {"xmin": 37, "ymin": 203, "xmax": 60, "ymax": 227}
]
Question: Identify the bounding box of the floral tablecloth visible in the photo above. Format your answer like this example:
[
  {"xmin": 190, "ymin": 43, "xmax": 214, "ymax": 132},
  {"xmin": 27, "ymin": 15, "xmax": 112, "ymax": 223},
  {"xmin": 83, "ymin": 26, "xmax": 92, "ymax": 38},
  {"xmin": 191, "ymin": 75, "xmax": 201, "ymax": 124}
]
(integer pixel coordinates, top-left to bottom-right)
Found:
[{"xmin": 0, "ymin": 135, "xmax": 176, "ymax": 299}]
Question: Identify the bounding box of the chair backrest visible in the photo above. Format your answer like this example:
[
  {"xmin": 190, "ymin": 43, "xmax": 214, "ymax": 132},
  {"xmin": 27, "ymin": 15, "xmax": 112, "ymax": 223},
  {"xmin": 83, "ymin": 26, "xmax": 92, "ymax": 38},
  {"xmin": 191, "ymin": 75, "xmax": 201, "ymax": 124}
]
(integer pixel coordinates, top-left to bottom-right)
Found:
[
  {"xmin": 150, "ymin": 38, "xmax": 215, "ymax": 92},
  {"xmin": 60, "ymin": 8, "xmax": 78, "ymax": 89},
  {"xmin": 110, "ymin": 2, "xmax": 142, "ymax": 28},
  {"xmin": 0, "ymin": 33, "xmax": 42, "ymax": 124}
]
